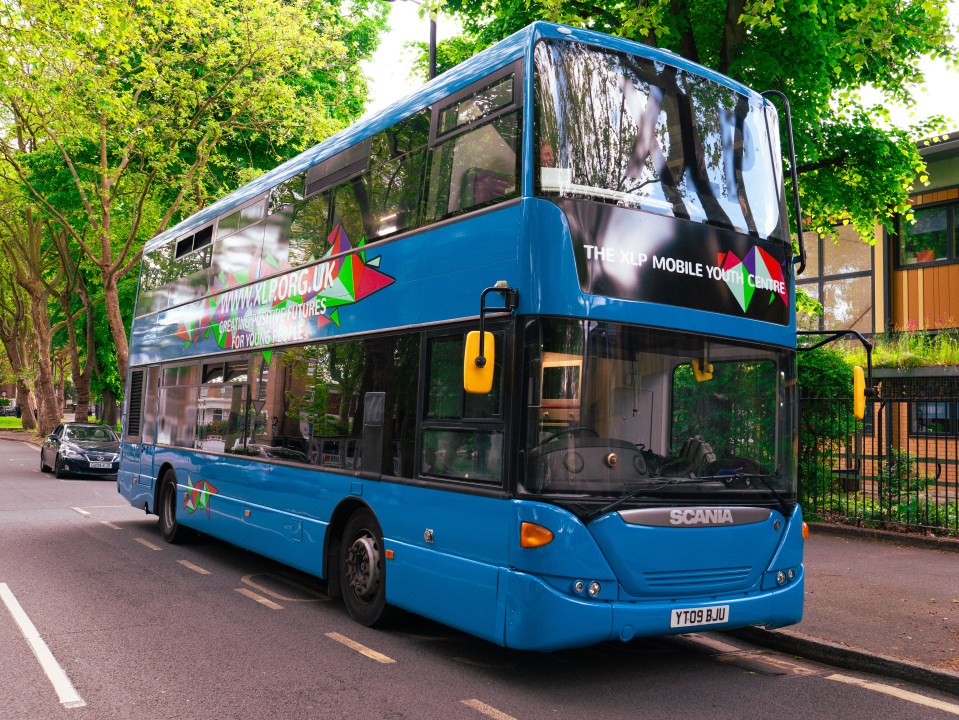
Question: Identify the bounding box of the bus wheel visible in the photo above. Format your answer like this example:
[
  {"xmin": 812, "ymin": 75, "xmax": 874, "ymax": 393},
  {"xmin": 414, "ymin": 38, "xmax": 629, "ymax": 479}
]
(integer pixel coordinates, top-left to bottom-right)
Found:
[
  {"xmin": 158, "ymin": 470, "xmax": 188, "ymax": 544},
  {"xmin": 340, "ymin": 509, "xmax": 395, "ymax": 627}
]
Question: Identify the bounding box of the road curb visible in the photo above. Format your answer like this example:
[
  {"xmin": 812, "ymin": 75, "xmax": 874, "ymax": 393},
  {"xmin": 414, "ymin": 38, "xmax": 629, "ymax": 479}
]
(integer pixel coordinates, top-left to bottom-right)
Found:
[
  {"xmin": 808, "ymin": 521, "xmax": 959, "ymax": 554},
  {"xmin": 725, "ymin": 626, "xmax": 959, "ymax": 696},
  {"xmin": 0, "ymin": 431, "xmax": 42, "ymax": 447}
]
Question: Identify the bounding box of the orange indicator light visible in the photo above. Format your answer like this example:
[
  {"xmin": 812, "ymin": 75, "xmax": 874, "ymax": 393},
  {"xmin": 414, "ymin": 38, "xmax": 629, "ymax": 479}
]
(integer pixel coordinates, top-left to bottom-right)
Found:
[
  {"xmin": 520, "ymin": 522, "xmax": 554, "ymax": 548},
  {"xmin": 385, "ymin": 549, "xmax": 394, "ymax": 560},
  {"xmin": 802, "ymin": 521, "xmax": 809, "ymax": 541}
]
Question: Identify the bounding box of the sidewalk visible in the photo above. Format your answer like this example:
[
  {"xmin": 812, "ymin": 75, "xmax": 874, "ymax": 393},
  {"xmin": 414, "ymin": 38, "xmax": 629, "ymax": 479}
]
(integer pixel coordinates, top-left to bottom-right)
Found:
[
  {"xmin": 3, "ymin": 429, "xmax": 958, "ymax": 692},
  {"xmin": 730, "ymin": 523, "xmax": 959, "ymax": 696},
  {"xmin": 0, "ymin": 429, "xmax": 42, "ymax": 446}
]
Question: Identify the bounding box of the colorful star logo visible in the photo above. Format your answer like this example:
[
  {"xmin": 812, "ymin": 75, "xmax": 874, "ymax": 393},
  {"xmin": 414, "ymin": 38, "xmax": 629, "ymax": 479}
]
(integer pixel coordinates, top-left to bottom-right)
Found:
[
  {"xmin": 183, "ymin": 476, "xmax": 218, "ymax": 518},
  {"xmin": 717, "ymin": 247, "xmax": 788, "ymax": 313}
]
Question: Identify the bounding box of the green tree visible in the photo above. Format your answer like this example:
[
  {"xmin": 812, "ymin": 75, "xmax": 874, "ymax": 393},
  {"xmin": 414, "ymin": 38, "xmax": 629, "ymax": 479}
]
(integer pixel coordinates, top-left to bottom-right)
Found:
[
  {"xmin": 0, "ymin": 257, "xmax": 38, "ymax": 430},
  {"xmin": 0, "ymin": 197, "xmax": 66, "ymax": 434},
  {"xmin": 0, "ymin": 0, "xmax": 387, "ymax": 383},
  {"xmin": 436, "ymin": 0, "xmax": 955, "ymax": 245}
]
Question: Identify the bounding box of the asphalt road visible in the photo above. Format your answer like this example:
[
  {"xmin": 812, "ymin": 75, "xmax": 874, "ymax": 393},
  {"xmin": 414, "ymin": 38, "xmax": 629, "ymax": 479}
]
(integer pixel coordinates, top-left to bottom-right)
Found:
[{"xmin": 2, "ymin": 438, "xmax": 959, "ymax": 720}]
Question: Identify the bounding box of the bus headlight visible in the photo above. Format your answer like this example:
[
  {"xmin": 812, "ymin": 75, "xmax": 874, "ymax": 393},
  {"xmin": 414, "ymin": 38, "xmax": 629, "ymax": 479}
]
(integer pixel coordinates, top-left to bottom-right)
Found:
[
  {"xmin": 764, "ymin": 565, "xmax": 800, "ymax": 589},
  {"xmin": 588, "ymin": 581, "xmax": 601, "ymax": 597}
]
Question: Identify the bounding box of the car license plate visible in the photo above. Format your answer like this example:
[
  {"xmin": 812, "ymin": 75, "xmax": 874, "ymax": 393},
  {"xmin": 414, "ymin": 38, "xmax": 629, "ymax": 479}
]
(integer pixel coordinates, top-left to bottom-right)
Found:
[
  {"xmin": 670, "ymin": 605, "xmax": 729, "ymax": 628},
  {"xmin": 89, "ymin": 462, "xmax": 112, "ymax": 469}
]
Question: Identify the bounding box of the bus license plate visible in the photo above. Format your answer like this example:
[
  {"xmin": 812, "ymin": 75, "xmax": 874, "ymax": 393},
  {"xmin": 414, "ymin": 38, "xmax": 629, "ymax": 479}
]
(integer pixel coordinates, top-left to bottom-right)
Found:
[
  {"xmin": 670, "ymin": 605, "xmax": 729, "ymax": 628},
  {"xmin": 89, "ymin": 462, "xmax": 112, "ymax": 469}
]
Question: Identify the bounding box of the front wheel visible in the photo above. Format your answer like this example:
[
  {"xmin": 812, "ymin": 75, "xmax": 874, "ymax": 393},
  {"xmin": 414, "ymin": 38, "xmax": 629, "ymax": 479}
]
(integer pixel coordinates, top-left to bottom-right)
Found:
[
  {"xmin": 339, "ymin": 509, "xmax": 396, "ymax": 627},
  {"xmin": 54, "ymin": 454, "xmax": 67, "ymax": 479},
  {"xmin": 158, "ymin": 470, "xmax": 189, "ymax": 544}
]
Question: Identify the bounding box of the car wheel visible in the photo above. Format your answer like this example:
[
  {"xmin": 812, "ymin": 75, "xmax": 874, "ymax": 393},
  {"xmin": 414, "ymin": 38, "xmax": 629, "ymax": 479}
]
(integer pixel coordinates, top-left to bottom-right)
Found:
[
  {"xmin": 54, "ymin": 454, "xmax": 67, "ymax": 479},
  {"xmin": 40, "ymin": 451, "xmax": 50, "ymax": 473},
  {"xmin": 158, "ymin": 469, "xmax": 189, "ymax": 544},
  {"xmin": 339, "ymin": 508, "xmax": 397, "ymax": 627}
]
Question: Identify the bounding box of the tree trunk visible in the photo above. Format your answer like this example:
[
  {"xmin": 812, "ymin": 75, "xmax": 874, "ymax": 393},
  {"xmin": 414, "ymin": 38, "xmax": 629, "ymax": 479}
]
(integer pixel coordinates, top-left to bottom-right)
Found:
[
  {"xmin": 16, "ymin": 382, "xmax": 36, "ymax": 432},
  {"xmin": 26, "ymin": 288, "xmax": 62, "ymax": 435},
  {"xmin": 101, "ymin": 387, "xmax": 119, "ymax": 427},
  {"xmin": 102, "ymin": 271, "xmax": 129, "ymax": 383},
  {"xmin": 719, "ymin": 0, "xmax": 747, "ymax": 74},
  {"xmin": 0, "ymin": 274, "xmax": 38, "ymax": 432}
]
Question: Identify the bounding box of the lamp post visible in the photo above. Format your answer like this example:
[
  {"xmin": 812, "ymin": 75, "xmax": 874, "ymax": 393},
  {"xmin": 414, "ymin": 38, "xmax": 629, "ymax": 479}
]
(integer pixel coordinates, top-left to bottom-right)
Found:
[{"xmin": 385, "ymin": 0, "xmax": 437, "ymax": 80}]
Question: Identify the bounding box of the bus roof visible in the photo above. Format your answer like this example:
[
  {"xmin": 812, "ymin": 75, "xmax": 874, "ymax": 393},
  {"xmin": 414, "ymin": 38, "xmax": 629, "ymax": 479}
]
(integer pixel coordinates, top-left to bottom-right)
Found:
[{"xmin": 145, "ymin": 22, "xmax": 768, "ymax": 253}]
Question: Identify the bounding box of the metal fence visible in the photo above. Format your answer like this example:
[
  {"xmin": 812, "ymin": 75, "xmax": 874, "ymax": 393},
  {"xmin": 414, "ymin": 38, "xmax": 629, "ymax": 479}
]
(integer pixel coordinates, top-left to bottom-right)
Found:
[{"xmin": 800, "ymin": 394, "xmax": 959, "ymax": 536}]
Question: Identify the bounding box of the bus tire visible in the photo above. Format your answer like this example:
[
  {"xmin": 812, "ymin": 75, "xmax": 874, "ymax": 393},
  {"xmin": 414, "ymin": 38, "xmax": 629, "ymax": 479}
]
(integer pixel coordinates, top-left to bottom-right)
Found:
[
  {"xmin": 339, "ymin": 509, "xmax": 396, "ymax": 627},
  {"xmin": 158, "ymin": 470, "xmax": 188, "ymax": 544}
]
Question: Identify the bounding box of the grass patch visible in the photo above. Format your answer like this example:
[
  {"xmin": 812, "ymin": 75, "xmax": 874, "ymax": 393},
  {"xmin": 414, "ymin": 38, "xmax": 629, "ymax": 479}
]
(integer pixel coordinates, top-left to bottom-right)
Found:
[
  {"xmin": 843, "ymin": 330, "xmax": 959, "ymax": 369},
  {"xmin": 0, "ymin": 417, "xmax": 25, "ymax": 430}
]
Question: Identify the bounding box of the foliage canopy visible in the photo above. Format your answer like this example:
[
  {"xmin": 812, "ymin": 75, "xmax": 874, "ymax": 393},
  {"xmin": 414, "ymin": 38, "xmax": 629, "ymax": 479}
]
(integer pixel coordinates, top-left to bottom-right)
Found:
[{"xmin": 433, "ymin": 0, "xmax": 955, "ymax": 244}]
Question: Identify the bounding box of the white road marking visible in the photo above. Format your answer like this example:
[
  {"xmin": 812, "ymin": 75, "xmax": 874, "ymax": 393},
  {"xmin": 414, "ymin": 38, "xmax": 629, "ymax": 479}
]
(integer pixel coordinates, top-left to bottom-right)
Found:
[
  {"xmin": 0, "ymin": 583, "xmax": 86, "ymax": 709},
  {"xmin": 177, "ymin": 560, "xmax": 211, "ymax": 575},
  {"xmin": 827, "ymin": 673, "xmax": 959, "ymax": 715},
  {"xmin": 98, "ymin": 521, "xmax": 122, "ymax": 530},
  {"xmin": 240, "ymin": 573, "xmax": 329, "ymax": 602},
  {"xmin": 325, "ymin": 632, "xmax": 396, "ymax": 664},
  {"xmin": 69, "ymin": 507, "xmax": 90, "ymax": 516},
  {"xmin": 234, "ymin": 587, "xmax": 284, "ymax": 610},
  {"xmin": 134, "ymin": 538, "xmax": 163, "ymax": 551},
  {"xmin": 461, "ymin": 699, "xmax": 518, "ymax": 720}
]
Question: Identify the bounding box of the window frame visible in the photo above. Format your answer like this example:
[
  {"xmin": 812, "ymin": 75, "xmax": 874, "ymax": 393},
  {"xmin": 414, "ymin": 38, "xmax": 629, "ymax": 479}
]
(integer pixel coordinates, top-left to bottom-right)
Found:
[
  {"xmin": 429, "ymin": 59, "xmax": 524, "ymax": 147},
  {"xmin": 895, "ymin": 197, "xmax": 959, "ymax": 269},
  {"xmin": 909, "ymin": 400, "xmax": 959, "ymax": 437},
  {"xmin": 796, "ymin": 224, "xmax": 875, "ymax": 334},
  {"xmin": 419, "ymin": 323, "xmax": 512, "ymax": 487}
]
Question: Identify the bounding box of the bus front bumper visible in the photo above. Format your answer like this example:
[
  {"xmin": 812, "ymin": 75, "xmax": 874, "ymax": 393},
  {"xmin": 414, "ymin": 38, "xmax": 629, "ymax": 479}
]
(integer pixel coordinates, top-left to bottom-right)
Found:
[{"xmin": 500, "ymin": 568, "xmax": 804, "ymax": 651}]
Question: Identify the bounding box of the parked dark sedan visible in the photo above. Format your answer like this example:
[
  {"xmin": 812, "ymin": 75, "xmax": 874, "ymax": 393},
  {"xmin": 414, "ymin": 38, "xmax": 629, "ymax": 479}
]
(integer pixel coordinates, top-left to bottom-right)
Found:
[{"xmin": 40, "ymin": 423, "xmax": 120, "ymax": 479}]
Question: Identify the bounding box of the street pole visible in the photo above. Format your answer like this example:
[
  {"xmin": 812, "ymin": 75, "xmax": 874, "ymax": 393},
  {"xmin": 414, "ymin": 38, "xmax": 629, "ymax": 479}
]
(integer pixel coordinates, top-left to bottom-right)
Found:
[
  {"xmin": 385, "ymin": 0, "xmax": 437, "ymax": 81},
  {"xmin": 429, "ymin": 15, "xmax": 436, "ymax": 80}
]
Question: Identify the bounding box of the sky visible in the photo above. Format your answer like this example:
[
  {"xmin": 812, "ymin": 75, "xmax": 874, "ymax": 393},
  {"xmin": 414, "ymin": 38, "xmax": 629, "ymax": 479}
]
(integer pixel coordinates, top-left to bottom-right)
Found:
[
  {"xmin": 364, "ymin": 2, "xmax": 959, "ymax": 129},
  {"xmin": 861, "ymin": 0, "xmax": 959, "ymax": 130},
  {"xmin": 362, "ymin": 2, "xmax": 458, "ymax": 115}
]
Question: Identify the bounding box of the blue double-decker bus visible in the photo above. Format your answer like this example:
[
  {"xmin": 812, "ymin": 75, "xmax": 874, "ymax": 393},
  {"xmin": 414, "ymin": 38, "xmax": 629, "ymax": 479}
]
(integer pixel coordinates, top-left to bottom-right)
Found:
[{"xmin": 119, "ymin": 21, "xmax": 804, "ymax": 650}]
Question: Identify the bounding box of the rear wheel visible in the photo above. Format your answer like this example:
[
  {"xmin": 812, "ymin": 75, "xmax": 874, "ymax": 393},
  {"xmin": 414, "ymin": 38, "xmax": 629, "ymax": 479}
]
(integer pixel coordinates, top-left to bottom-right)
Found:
[
  {"xmin": 339, "ymin": 509, "xmax": 396, "ymax": 627},
  {"xmin": 158, "ymin": 470, "xmax": 188, "ymax": 544},
  {"xmin": 40, "ymin": 451, "xmax": 50, "ymax": 473}
]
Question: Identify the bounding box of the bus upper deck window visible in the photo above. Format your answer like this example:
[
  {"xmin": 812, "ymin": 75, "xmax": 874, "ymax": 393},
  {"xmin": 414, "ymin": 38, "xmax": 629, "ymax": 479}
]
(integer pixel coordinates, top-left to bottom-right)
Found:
[{"xmin": 438, "ymin": 76, "xmax": 513, "ymax": 136}]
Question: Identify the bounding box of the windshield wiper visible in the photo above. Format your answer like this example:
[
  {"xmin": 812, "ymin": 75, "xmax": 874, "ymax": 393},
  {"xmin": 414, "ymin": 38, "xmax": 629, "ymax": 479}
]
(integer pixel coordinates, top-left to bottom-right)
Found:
[
  {"xmin": 584, "ymin": 472, "xmax": 793, "ymax": 524},
  {"xmin": 583, "ymin": 476, "xmax": 720, "ymax": 522},
  {"xmin": 705, "ymin": 472, "xmax": 792, "ymax": 519}
]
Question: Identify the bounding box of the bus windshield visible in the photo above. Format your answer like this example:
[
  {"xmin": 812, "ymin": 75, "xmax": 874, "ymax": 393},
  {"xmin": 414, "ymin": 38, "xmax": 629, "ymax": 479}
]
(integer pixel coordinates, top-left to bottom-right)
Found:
[
  {"xmin": 534, "ymin": 39, "xmax": 788, "ymax": 242},
  {"xmin": 522, "ymin": 319, "xmax": 797, "ymax": 505}
]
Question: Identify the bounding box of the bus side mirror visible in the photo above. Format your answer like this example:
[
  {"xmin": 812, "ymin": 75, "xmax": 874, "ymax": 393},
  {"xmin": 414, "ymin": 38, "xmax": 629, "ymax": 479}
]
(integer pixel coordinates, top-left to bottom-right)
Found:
[
  {"xmin": 853, "ymin": 366, "xmax": 866, "ymax": 420},
  {"xmin": 464, "ymin": 331, "xmax": 495, "ymax": 395}
]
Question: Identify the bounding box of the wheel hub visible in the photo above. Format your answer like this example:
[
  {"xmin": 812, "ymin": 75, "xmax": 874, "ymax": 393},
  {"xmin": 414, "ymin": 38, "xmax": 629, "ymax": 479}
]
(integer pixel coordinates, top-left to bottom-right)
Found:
[{"xmin": 346, "ymin": 535, "xmax": 380, "ymax": 599}]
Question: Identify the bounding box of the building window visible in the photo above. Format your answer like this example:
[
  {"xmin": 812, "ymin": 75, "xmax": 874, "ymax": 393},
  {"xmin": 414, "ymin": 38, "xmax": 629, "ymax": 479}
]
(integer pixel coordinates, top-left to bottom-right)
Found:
[
  {"xmin": 897, "ymin": 201, "xmax": 958, "ymax": 267},
  {"xmin": 910, "ymin": 401, "xmax": 959, "ymax": 436},
  {"xmin": 797, "ymin": 224, "xmax": 874, "ymax": 333}
]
